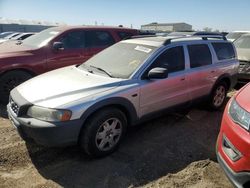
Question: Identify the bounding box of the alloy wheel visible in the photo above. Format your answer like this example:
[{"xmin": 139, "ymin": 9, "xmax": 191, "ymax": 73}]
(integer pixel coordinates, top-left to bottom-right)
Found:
[
  {"xmin": 213, "ymin": 85, "xmax": 226, "ymax": 107},
  {"xmin": 95, "ymin": 118, "xmax": 122, "ymax": 151}
]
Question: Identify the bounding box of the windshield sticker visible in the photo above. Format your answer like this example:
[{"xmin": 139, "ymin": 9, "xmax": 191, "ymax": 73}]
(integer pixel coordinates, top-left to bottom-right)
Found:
[{"xmin": 135, "ymin": 46, "xmax": 152, "ymax": 53}]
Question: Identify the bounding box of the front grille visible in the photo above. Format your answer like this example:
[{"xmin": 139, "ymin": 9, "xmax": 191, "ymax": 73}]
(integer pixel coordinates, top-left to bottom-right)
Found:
[{"xmin": 10, "ymin": 97, "xmax": 20, "ymax": 115}]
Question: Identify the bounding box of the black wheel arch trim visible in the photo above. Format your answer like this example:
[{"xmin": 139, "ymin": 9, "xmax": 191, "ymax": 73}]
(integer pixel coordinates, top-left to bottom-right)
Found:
[
  {"xmin": 212, "ymin": 73, "xmax": 232, "ymax": 93},
  {"xmin": 0, "ymin": 68, "xmax": 36, "ymax": 78},
  {"xmin": 80, "ymin": 97, "xmax": 139, "ymax": 127}
]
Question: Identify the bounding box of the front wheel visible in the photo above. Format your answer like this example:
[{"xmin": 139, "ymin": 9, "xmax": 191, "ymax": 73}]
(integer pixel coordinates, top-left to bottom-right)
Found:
[
  {"xmin": 79, "ymin": 108, "xmax": 127, "ymax": 157},
  {"xmin": 0, "ymin": 71, "xmax": 33, "ymax": 104},
  {"xmin": 209, "ymin": 82, "xmax": 228, "ymax": 110}
]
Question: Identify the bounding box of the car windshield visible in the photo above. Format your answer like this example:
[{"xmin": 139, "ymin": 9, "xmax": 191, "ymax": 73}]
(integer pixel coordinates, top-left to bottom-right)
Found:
[
  {"xmin": 22, "ymin": 27, "xmax": 61, "ymax": 48},
  {"xmin": 234, "ymin": 35, "xmax": 250, "ymax": 49},
  {"xmin": 79, "ymin": 42, "xmax": 157, "ymax": 79},
  {"xmin": 4, "ymin": 33, "xmax": 19, "ymax": 39},
  {"xmin": 10, "ymin": 33, "xmax": 23, "ymax": 40},
  {"xmin": 0, "ymin": 32, "xmax": 13, "ymax": 38}
]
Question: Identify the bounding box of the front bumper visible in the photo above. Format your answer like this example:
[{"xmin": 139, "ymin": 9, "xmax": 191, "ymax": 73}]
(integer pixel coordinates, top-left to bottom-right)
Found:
[
  {"xmin": 7, "ymin": 103, "xmax": 83, "ymax": 147},
  {"xmin": 217, "ymin": 152, "xmax": 250, "ymax": 188},
  {"xmin": 216, "ymin": 101, "xmax": 250, "ymax": 187}
]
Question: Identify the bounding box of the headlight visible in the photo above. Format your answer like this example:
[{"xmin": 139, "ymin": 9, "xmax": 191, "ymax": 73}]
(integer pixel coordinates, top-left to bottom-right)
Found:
[
  {"xmin": 229, "ymin": 99, "xmax": 250, "ymax": 130},
  {"xmin": 27, "ymin": 106, "xmax": 72, "ymax": 122}
]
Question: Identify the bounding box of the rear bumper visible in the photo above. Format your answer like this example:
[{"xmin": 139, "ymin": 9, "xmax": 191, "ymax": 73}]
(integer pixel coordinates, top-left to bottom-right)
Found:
[
  {"xmin": 217, "ymin": 152, "xmax": 250, "ymax": 188},
  {"xmin": 7, "ymin": 104, "xmax": 83, "ymax": 147}
]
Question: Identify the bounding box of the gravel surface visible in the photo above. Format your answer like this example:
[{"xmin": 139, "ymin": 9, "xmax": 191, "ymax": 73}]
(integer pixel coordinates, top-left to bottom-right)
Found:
[{"xmin": 0, "ymin": 97, "xmax": 233, "ymax": 188}]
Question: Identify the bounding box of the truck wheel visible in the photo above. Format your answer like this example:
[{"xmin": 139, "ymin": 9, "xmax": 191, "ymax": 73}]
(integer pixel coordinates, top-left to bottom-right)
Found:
[
  {"xmin": 79, "ymin": 108, "xmax": 127, "ymax": 158},
  {"xmin": 0, "ymin": 71, "xmax": 32, "ymax": 104},
  {"xmin": 209, "ymin": 82, "xmax": 228, "ymax": 110}
]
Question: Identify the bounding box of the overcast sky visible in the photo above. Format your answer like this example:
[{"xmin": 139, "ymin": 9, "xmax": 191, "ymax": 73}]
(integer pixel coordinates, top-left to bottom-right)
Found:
[{"xmin": 1, "ymin": 0, "xmax": 250, "ymax": 31}]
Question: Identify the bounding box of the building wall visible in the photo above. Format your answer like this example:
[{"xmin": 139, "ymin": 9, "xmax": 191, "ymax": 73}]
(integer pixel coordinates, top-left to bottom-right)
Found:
[
  {"xmin": 0, "ymin": 24, "xmax": 53, "ymax": 33},
  {"xmin": 141, "ymin": 25, "xmax": 173, "ymax": 32},
  {"xmin": 173, "ymin": 24, "xmax": 192, "ymax": 31},
  {"xmin": 141, "ymin": 23, "xmax": 192, "ymax": 32}
]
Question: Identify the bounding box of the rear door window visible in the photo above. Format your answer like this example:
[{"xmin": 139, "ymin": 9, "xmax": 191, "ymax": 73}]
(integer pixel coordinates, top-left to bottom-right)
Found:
[
  {"xmin": 188, "ymin": 44, "xmax": 212, "ymax": 68},
  {"xmin": 86, "ymin": 31, "xmax": 115, "ymax": 48},
  {"xmin": 212, "ymin": 42, "xmax": 235, "ymax": 60}
]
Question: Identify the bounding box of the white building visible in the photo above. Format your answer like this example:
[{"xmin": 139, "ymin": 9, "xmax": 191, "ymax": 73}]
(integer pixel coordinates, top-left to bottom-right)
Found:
[{"xmin": 141, "ymin": 22, "xmax": 192, "ymax": 32}]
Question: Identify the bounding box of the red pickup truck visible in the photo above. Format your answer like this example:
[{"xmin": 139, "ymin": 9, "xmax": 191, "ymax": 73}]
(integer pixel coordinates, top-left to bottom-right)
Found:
[{"xmin": 0, "ymin": 26, "xmax": 138, "ymax": 103}]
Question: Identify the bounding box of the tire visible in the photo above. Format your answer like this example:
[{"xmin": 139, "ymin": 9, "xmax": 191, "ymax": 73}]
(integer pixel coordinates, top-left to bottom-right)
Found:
[
  {"xmin": 209, "ymin": 81, "xmax": 228, "ymax": 110},
  {"xmin": 0, "ymin": 70, "xmax": 32, "ymax": 104},
  {"xmin": 79, "ymin": 107, "xmax": 127, "ymax": 158}
]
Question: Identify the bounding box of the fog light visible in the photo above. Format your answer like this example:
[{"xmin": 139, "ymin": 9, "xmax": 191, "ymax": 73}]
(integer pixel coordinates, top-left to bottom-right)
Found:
[{"xmin": 222, "ymin": 134, "xmax": 242, "ymax": 162}]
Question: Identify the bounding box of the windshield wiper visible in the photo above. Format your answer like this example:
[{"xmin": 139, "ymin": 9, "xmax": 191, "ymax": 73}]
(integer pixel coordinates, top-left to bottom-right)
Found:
[{"xmin": 89, "ymin": 65, "xmax": 113, "ymax": 78}]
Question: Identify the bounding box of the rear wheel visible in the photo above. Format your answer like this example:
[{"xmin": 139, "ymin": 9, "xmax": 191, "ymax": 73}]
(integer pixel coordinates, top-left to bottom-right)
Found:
[
  {"xmin": 209, "ymin": 82, "xmax": 228, "ymax": 110},
  {"xmin": 79, "ymin": 107, "xmax": 127, "ymax": 157},
  {"xmin": 0, "ymin": 70, "xmax": 32, "ymax": 104}
]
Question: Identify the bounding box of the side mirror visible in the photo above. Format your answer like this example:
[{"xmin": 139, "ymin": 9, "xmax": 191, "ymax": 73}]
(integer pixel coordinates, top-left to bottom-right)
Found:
[
  {"xmin": 53, "ymin": 42, "xmax": 64, "ymax": 51},
  {"xmin": 148, "ymin": 67, "xmax": 168, "ymax": 79}
]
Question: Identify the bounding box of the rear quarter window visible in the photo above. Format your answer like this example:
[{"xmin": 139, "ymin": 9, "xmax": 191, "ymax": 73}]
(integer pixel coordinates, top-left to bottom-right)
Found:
[
  {"xmin": 212, "ymin": 42, "xmax": 235, "ymax": 60},
  {"xmin": 117, "ymin": 32, "xmax": 134, "ymax": 40}
]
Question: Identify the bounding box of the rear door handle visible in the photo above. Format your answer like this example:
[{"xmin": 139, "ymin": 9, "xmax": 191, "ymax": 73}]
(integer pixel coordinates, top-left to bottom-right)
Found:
[
  {"xmin": 180, "ymin": 78, "xmax": 185, "ymax": 81},
  {"xmin": 211, "ymin": 70, "xmax": 216, "ymax": 73}
]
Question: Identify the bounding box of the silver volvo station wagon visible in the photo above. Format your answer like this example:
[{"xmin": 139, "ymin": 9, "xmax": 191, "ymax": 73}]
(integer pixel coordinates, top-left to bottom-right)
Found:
[{"xmin": 7, "ymin": 35, "xmax": 239, "ymax": 157}]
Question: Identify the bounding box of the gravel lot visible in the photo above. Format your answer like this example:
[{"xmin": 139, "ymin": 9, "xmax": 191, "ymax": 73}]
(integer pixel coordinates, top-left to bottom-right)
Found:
[{"xmin": 0, "ymin": 97, "xmax": 234, "ymax": 188}]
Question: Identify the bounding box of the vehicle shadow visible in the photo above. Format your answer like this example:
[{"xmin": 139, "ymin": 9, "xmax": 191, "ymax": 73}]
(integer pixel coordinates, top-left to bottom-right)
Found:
[{"xmin": 25, "ymin": 100, "xmax": 227, "ymax": 188}]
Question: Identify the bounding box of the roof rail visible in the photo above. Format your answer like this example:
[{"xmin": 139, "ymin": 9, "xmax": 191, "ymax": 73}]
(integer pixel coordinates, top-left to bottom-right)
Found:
[{"xmin": 163, "ymin": 35, "xmax": 227, "ymax": 45}]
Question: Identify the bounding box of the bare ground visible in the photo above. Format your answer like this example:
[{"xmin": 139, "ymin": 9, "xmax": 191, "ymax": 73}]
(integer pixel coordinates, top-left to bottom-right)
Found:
[{"xmin": 0, "ymin": 98, "xmax": 233, "ymax": 188}]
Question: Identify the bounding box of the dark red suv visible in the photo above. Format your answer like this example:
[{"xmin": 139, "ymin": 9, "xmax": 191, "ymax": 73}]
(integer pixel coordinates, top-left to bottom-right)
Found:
[
  {"xmin": 0, "ymin": 26, "xmax": 138, "ymax": 103},
  {"xmin": 217, "ymin": 83, "xmax": 250, "ymax": 187}
]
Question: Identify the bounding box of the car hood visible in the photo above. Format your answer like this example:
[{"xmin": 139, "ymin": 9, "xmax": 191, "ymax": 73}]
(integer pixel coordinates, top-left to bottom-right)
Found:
[
  {"xmin": 236, "ymin": 48, "xmax": 250, "ymax": 61},
  {"xmin": 236, "ymin": 83, "xmax": 250, "ymax": 113},
  {"xmin": 16, "ymin": 66, "xmax": 123, "ymax": 108},
  {"xmin": 0, "ymin": 42, "xmax": 34, "ymax": 58}
]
